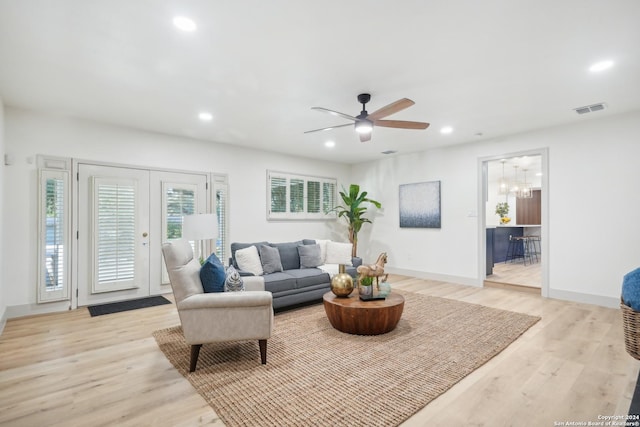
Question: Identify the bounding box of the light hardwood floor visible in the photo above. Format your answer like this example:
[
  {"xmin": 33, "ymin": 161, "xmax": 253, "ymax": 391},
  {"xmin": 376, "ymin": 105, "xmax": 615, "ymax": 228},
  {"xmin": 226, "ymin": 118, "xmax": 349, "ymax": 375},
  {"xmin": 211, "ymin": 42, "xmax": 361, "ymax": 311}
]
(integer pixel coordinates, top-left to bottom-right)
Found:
[
  {"xmin": 486, "ymin": 258, "xmax": 542, "ymax": 291},
  {"xmin": 1, "ymin": 276, "xmax": 638, "ymax": 427}
]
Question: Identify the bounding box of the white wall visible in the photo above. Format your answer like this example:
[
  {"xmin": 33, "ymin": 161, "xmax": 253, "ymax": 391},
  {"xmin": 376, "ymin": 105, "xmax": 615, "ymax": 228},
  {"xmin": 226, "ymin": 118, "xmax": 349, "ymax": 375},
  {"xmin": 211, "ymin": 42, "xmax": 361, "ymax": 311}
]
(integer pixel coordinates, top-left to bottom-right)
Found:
[
  {"xmin": 352, "ymin": 111, "xmax": 640, "ymax": 306},
  {"xmin": 0, "ymin": 98, "xmax": 5, "ymax": 331},
  {"xmin": 3, "ymin": 107, "xmax": 351, "ymax": 315}
]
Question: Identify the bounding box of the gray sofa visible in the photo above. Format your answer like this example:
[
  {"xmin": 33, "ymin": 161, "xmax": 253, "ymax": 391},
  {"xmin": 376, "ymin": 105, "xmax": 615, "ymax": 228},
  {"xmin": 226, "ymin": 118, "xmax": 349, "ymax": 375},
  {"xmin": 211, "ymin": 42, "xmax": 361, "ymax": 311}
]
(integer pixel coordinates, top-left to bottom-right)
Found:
[{"xmin": 230, "ymin": 239, "xmax": 361, "ymax": 309}]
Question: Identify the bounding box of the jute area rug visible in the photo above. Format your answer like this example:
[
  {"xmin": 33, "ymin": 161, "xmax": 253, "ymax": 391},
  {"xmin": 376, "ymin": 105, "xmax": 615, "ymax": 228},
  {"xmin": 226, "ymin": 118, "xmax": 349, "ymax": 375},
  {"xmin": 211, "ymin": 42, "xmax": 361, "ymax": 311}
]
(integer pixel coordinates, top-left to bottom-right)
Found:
[{"xmin": 153, "ymin": 291, "xmax": 540, "ymax": 427}]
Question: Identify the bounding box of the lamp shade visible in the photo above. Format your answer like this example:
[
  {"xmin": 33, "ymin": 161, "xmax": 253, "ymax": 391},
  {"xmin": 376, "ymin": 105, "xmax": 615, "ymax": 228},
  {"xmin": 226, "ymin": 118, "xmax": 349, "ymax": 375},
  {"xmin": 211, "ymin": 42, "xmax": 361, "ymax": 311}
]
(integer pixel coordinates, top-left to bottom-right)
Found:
[{"xmin": 182, "ymin": 213, "xmax": 218, "ymax": 241}]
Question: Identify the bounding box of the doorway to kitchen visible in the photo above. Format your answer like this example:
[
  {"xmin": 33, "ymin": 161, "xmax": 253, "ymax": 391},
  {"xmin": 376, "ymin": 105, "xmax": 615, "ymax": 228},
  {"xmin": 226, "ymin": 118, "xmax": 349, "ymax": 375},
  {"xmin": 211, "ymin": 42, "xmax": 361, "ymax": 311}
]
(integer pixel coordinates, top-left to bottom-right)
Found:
[{"xmin": 480, "ymin": 149, "xmax": 548, "ymax": 296}]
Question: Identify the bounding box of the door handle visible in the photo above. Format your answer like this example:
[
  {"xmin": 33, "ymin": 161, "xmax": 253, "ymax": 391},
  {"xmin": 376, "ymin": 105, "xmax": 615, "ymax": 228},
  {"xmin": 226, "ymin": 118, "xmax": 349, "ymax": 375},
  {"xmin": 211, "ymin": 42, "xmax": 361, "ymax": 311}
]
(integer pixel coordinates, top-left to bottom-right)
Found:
[{"xmin": 142, "ymin": 232, "xmax": 148, "ymax": 237}]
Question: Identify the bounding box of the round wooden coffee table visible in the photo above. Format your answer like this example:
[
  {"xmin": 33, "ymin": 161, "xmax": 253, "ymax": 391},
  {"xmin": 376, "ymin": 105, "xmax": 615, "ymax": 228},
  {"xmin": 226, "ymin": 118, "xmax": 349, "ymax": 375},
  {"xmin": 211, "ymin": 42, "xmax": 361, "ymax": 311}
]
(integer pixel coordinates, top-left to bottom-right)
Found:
[{"xmin": 322, "ymin": 291, "xmax": 405, "ymax": 335}]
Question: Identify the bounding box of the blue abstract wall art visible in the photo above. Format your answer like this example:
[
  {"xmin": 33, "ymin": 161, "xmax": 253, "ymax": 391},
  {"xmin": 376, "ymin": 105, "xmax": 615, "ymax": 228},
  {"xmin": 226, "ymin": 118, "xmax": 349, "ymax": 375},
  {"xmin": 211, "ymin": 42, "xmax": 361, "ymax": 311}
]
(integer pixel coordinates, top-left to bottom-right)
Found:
[{"xmin": 399, "ymin": 181, "xmax": 441, "ymax": 228}]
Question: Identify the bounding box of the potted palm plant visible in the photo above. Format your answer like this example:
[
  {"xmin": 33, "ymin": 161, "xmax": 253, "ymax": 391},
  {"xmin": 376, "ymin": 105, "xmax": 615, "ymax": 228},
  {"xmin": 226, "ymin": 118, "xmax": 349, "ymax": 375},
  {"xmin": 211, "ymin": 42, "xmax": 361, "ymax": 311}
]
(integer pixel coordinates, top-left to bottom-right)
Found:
[{"xmin": 332, "ymin": 184, "xmax": 382, "ymax": 257}]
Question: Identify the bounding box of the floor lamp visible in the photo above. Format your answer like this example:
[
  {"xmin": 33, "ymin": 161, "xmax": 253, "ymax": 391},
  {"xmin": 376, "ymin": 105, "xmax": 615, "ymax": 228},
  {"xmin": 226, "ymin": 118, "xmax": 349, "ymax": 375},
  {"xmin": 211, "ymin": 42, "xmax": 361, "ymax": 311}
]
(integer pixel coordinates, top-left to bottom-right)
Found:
[{"xmin": 182, "ymin": 213, "xmax": 218, "ymax": 263}]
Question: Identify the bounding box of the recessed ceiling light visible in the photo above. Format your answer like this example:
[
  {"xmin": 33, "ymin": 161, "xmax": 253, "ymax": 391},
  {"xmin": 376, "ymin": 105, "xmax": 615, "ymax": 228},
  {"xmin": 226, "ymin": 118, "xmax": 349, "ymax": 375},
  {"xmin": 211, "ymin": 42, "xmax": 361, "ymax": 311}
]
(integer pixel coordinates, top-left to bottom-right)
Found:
[
  {"xmin": 589, "ymin": 60, "xmax": 614, "ymax": 72},
  {"xmin": 440, "ymin": 126, "xmax": 453, "ymax": 134},
  {"xmin": 198, "ymin": 112, "xmax": 213, "ymax": 121},
  {"xmin": 173, "ymin": 16, "xmax": 197, "ymax": 32},
  {"xmin": 324, "ymin": 140, "xmax": 335, "ymax": 148}
]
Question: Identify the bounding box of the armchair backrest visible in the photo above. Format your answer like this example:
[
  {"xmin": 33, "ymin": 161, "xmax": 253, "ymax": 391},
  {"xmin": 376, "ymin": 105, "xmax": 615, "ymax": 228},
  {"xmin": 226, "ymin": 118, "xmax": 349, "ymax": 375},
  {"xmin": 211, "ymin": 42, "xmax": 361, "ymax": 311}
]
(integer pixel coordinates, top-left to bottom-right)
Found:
[{"xmin": 162, "ymin": 239, "xmax": 204, "ymax": 303}]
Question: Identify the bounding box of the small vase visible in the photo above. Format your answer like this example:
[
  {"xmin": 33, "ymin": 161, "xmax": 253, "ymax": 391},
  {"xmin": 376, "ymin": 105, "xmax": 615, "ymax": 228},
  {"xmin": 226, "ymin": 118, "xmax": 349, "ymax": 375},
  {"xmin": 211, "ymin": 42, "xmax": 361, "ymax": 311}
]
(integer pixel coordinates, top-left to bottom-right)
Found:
[
  {"xmin": 331, "ymin": 264, "xmax": 354, "ymax": 297},
  {"xmin": 359, "ymin": 285, "xmax": 372, "ymax": 297},
  {"xmin": 378, "ymin": 282, "xmax": 391, "ymax": 297}
]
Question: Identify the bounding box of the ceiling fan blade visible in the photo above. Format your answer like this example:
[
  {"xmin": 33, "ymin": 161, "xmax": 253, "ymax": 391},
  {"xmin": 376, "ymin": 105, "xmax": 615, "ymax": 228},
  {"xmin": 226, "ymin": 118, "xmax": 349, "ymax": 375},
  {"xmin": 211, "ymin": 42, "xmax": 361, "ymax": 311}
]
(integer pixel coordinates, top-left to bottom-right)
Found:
[
  {"xmin": 359, "ymin": 132, "xmax": 372, "ymax": 143},
  {"xmin": 303, "ymin": 123, "xmax": 353, "ymax": 134},
  {"xmin": 367, "ymin": 98, "xmax": 415, "ymax": 120},
  {"xmin": 374, "ymin": 120, "xmax": 430, "ymax": 130},
  {"xmin": 311, "ymin": 107, "xmax": 358, "ymax": 122}
]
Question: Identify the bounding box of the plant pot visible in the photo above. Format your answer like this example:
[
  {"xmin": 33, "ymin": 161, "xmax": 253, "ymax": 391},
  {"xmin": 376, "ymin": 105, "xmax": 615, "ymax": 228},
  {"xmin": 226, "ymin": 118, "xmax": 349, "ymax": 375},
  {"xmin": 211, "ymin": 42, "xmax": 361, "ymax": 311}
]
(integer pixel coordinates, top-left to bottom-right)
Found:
[{"xmin": 359, "ymin": 285, "xmax": 372, "ymax": 297}]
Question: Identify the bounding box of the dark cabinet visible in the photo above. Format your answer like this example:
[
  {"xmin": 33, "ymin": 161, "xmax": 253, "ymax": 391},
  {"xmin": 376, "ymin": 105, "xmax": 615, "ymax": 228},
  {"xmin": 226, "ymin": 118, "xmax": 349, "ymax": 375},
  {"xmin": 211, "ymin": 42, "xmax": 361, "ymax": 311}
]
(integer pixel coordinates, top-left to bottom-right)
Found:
[
  {"xmin": 492, "ymin": 226, "xmax": 524, "ymax": 264},
  {"xmin": 516, "ymin": 190, "xmax": 541, "ymax": 224}
]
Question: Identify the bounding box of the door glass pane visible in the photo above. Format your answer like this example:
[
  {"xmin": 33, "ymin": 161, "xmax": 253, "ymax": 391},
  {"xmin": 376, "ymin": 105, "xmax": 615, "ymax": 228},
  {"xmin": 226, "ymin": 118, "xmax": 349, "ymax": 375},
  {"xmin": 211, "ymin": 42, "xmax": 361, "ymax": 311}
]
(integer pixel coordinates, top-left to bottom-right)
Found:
[
  {"xmin": 166, "ymin": 187, "xmax": 195, "ymax": 239},
  {"xmin": 216, "ymin": 186, "xmax": 227, "ymax": 262},
  {"xmin": 45, "ymin": 178, "xmax": 65, "ymax": 291},
  {"xmin": 95, "ymin": 181, "xmax": 136, "ymax": 285}
]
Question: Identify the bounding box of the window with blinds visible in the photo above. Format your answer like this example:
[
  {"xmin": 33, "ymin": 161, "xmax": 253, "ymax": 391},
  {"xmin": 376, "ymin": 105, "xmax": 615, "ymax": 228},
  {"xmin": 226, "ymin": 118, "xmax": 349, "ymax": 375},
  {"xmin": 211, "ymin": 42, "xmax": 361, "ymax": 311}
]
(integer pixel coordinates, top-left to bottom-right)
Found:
[
  {"xmin": 93, "ymin": 178, "xmax": 137, "ymax": 291},
  {"xmin": 267, "ymin": 171, "xmax": 337, "ymax": 220},
  {"xmin": 214, "ymin": 175, "xmax": 229, "ymax": 263},
  {"xmin": 38, "ymin": 168, "xmax": 71, "ymax": 302}
]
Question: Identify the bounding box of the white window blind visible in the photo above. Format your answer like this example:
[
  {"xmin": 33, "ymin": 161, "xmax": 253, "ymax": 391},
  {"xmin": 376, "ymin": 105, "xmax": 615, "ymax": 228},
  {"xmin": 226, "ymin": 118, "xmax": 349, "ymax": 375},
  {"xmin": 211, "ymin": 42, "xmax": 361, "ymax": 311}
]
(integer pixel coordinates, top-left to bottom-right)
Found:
[
  {"xmin": 164, "ymin": 186, "xmax": 196, "ymax": 240},
  {"xmin": 267, "ymin": 171, "xmax": 337, "ymax": 220},
  {"xmin": 37, "ymin": 168, "xmax": 71, "ymax": 303},
  {"xmin": 214, "ymin": 174, "xmax": 229, "ymax": 263},
  {"xmin": 93, "ymin": 178, "xmax": 137, "ymax": 289}
]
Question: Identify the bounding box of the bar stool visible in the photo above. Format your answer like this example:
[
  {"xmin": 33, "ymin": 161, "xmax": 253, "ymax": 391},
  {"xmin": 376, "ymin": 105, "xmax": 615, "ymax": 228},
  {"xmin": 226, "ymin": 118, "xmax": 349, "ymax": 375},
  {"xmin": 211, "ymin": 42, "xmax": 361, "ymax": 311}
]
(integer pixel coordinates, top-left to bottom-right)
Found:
[
  {"xmin": 505, "ymin": 236, "xmax": 525, "ymax": 264},
  {"xmin": 524, "ymin": 235, "xmax": 540, "ymax": 263}
]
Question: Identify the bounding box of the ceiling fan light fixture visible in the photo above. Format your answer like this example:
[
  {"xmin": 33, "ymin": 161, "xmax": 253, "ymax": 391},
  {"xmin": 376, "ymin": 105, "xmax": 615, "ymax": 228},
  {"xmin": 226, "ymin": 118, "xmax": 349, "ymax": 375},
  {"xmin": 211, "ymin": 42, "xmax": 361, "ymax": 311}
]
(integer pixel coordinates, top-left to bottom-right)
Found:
[{"xmin": 355, "ymin": 120, "xmax": 373, "ymax": 134}]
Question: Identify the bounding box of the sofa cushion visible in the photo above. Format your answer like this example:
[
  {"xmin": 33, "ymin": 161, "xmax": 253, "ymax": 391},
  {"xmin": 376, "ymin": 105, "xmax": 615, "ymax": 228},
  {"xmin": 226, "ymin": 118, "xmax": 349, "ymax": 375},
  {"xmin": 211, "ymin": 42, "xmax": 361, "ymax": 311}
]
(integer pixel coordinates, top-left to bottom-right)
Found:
[
  {"xmin": 325, "ymin": 241, "xmax": 353, "ymax": 265},
  {"xmin": 231, "ymin": 241, "xmax": 269, "ymax": 268},
  {"xmin": 199, "ymin": 253, "xmax": 226, "ymax": 293},
  {"xmin": 298, "ymin": 244, "xmax": 322, "ymax": 268},
  {"xmin": 270, "ymin": 241, "xmax": 303, "ymax": 270},
  {"xmin": 259, "ymin": 244, "xmax": 284, "ymax": 274},
  {"xmin": 235, "ymin": 245, "xmax": 264, "ymax": 276},
  {"xmin": 262, "ymin": 272, "xmax": 298, "ymax": 294},
  {"xmin": 283, "ymin": 269, "xmax": 330, "ymax": 289}
]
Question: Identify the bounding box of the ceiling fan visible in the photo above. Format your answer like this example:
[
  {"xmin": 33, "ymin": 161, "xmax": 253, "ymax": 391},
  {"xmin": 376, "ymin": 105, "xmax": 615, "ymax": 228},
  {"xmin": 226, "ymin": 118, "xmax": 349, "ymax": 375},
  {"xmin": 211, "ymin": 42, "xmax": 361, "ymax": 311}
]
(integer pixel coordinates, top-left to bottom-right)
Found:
[{"xmin": 304, "ymin": 93, "xmax": 430, "ymax": 142}]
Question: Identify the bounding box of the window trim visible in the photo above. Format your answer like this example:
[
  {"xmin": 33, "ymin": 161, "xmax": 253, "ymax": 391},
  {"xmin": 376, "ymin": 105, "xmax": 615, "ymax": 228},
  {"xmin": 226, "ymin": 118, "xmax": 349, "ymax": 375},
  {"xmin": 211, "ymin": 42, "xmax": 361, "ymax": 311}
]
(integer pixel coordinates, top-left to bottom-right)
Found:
[{"xmin": 266, "ymin": 170, "xmax": 337, "ymax": 220}]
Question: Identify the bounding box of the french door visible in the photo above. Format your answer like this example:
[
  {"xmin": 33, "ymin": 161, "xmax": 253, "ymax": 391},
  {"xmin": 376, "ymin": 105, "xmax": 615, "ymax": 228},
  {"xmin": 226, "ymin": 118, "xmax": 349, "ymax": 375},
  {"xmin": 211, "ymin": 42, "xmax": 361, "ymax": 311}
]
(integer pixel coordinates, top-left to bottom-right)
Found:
[{"xmin": 76, "ymin": 163, "xmax": 208, "ymax": 307}]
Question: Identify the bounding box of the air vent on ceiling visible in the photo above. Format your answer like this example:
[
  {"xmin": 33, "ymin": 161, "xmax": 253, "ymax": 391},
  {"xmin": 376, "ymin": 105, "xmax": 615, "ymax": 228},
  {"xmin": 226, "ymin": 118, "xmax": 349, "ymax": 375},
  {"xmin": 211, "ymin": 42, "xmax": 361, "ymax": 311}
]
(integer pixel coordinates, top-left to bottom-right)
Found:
[
  {"xmin": 381, "ymin": 150, "xmax": 397, "ymax": 155},
  {"xmin": 574, "ymin": 103, "xmax": 606, "ymax": 115}
]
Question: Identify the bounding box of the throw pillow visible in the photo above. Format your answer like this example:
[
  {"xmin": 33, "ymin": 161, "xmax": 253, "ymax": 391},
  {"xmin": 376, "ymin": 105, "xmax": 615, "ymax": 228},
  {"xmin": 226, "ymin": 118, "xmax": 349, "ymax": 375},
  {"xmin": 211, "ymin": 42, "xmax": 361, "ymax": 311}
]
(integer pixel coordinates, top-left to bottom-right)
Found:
[
  {"xmin": 325, "ymin": 241, "xmax": 353, "ymax": 265},
  {"xmin": 199, "ymin": 253, "xmax": 226, "ymax": 293},
  {"xmin": 298, "ymin": 244, "xmax": 322, "ymax": 268},
  {"xmin": 623, "ymin": 267, "xmax": 640, "ymax": 311},
  {"xmin": 259, "ymin": 245, "xmax": 284, "ymax": 274},
  {"xmin": 313, "ymin": 239, "xmax": 330, "ymax": 263},
  {"xmin": 270, "ymin": 241, "xmax": 303, "ymax": 270},
  {"xmin": 235, "ymin": 245, "xmax": 264, "ymax": 276},
  {"xmin": 224, "ymin": 265, "xmax": 245, "ymax": 292}
]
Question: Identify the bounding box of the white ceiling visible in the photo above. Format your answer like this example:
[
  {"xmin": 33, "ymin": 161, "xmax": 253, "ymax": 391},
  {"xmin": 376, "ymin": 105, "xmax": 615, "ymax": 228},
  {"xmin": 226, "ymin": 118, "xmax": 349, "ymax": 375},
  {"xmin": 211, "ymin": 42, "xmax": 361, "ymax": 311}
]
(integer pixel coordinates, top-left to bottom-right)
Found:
[{"xmin": 1, "ymin": 1, "xmax": 639, "ymax": 164}]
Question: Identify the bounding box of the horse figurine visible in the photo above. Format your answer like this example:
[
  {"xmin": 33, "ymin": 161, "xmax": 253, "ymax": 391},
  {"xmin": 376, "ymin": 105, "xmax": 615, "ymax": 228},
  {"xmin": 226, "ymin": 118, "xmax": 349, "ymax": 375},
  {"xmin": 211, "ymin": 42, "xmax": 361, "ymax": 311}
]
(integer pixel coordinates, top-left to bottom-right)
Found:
[{"xmin": 356, "ymin": 252, "xmax": 388, "ymax": 289}]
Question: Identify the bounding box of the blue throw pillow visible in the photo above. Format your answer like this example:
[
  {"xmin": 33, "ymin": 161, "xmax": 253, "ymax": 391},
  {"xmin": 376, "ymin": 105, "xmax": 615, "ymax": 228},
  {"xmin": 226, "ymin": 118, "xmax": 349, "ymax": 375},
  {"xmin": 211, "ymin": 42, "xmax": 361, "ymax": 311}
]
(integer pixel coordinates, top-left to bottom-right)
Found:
[
  {"xmin": 200, "ymin": 253, "xmax": 226, "ymax": 293},
  {"xmin": 623, "ymin": 268, "xmax": 640, "ymax": 311}
]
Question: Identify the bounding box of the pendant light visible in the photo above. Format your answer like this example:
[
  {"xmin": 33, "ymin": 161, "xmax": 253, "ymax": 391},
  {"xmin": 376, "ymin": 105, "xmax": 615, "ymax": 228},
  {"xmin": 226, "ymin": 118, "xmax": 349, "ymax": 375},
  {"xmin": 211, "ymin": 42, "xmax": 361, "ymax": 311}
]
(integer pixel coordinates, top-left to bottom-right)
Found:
[
  {"xmin": 518, "ymin": 168, "xmax": 533, "ymax": 198},
  {"xmin": 498, "ymin": 160, "xmax": 509, "ymax": 195}
]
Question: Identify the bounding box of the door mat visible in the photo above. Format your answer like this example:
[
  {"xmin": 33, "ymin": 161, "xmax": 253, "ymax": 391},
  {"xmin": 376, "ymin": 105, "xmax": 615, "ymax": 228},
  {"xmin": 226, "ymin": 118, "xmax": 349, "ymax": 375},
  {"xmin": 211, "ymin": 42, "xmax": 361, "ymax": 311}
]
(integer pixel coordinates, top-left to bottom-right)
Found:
[{"xmin": 87, "ymin": 295, "xmax": 171, "ymax": 317}]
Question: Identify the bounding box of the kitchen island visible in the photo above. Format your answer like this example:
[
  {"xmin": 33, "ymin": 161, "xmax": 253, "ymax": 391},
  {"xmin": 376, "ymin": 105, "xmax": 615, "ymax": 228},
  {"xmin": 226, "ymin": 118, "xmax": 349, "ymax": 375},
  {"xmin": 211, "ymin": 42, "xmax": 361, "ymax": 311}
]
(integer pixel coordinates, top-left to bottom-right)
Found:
[{"xmin": 486, "ymin": 225, "xmax": 541, "ymax": 275}]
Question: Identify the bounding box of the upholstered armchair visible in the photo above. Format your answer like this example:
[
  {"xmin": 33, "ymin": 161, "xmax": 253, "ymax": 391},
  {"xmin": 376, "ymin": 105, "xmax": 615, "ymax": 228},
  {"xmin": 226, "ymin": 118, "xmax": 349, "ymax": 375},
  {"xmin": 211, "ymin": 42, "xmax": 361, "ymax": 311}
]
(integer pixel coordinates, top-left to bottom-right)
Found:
[{"xmin": 161, "ymin": 239, "xmax": 274, "ymax": 372}]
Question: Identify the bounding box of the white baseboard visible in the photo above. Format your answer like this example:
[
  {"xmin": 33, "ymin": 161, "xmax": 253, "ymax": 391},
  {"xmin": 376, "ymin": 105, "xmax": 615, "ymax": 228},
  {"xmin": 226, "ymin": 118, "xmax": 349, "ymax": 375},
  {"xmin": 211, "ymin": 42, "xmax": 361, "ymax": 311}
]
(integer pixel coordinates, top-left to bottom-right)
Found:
[
  {"xmin": 386, "ymin": 267, "xmax": 481, "ymax": 288},
  {"xmin": 6, "ymin": 300, "xmax": 71, "ymax": 319},
  {"xmin": 387, "ymin": 268, "xmax": 619, "ymax": 309},
  {"xmin": 548, "ymin": 288, "xmax": 620, "ymax": 309}
]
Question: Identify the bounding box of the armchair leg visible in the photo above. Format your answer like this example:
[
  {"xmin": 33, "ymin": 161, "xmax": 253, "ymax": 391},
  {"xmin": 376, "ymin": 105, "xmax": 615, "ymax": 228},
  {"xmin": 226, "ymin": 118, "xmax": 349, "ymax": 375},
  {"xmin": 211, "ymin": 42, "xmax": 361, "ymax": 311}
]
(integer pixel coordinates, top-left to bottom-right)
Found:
[
  {"xmin": 259, "ymin": 339, "xmax": 267, "ymax": 364},
  {"xmin": 190, "ymin": 344, "xmax": 202, "ymax": 372}
]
